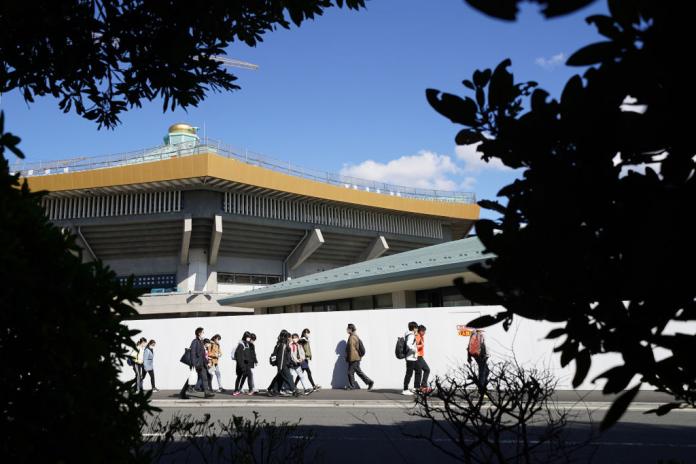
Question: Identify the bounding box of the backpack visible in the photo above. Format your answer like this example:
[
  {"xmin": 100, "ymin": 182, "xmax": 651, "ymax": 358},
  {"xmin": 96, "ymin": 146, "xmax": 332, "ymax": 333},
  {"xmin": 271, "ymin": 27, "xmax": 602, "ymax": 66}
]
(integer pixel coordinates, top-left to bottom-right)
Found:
[
  {"xmin": 468, "ymin": 332, "xmax": 482, "ymax": 358},
  {"xmin": 269, "ymin": 343, "xmax": 281, "ymax": 367},
  {"xmin": 358, "ymin": 338, "xmax": 366, "ymax": 357},
  {"xmin": 394, "ymin": 336, "xmax": 407, "ymax": 359}
]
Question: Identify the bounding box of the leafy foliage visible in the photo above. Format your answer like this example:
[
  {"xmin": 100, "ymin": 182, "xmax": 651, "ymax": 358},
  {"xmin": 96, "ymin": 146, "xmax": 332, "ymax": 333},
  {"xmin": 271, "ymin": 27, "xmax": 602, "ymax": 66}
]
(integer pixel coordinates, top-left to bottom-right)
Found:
[
  {"xmin": 0, "ymin": 0, "xmax": 365, "ymax": 128},
  {"xmin": 0, "ymin": 113, "xmax": 156, "ymax": 461},
  {"xmin": 429, "ymin": 0, "xmax": 696, "ymax": 423}
]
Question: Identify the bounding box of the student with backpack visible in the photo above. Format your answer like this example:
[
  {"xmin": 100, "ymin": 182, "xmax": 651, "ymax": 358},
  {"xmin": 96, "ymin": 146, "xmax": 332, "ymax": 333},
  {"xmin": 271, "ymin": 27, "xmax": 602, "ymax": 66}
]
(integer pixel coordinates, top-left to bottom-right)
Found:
[
  {"xmin": 233, "ymin": 331, "xmax": 252, "ymax": 396},
  {"xmin": 143, "ymin": 339, "xmax": 158, "ymax": 392},
  {"xmin": 267, "ymin": 330, "xmax": 298, "ymax": 397},
  {"xmin": 402, "ymin": 322, "xmax": 420, "ymax": 395},
  {"xmin": 345, "ymin": 323, "xmax": 374, "ymax": 390},
  {"xmin": 289, "ymin": 333, "xmax": 313, "ymax": 395},
  {"xmin": 468, "ymin": 329, "xmax": 489, "ymax": 395}
]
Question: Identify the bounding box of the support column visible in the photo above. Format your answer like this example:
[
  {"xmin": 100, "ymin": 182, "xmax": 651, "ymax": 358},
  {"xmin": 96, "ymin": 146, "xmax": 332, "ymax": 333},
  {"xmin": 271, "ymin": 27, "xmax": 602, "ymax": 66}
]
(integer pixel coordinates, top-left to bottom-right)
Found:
[
  {"xmin": 392, "ymin": 290, "xmax": 417, "ymax": 309},
  {"xmin": 286, "ymin": 228, "xmax": 324, "ymax": 271},
  {"xmin": 357, "ymin": 235, "xmax": 389, "ymax": 262}
]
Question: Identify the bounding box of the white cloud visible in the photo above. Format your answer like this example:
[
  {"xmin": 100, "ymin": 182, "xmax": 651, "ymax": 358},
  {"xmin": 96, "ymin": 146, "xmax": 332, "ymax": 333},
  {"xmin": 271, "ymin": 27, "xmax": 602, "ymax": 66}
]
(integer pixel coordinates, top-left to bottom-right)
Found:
[
  {"xmin": 455, "ymin": 143, "xmax": 510, "ymax": 172},
  {"xmin": 535, "ymin": 52, "xmax": 566, "ymax": 70},
  {"xmin": 340, "ymin": 151, "xmax": 461, "ymax": 191}
]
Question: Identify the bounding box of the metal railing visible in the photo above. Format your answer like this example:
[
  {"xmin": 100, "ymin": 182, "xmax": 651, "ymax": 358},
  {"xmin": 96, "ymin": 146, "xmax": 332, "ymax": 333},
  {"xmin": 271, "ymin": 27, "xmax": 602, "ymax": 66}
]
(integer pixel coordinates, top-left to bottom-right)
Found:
[{"xmin": 10, "ymin": 138, "xmax": 476, "ymax": 204}]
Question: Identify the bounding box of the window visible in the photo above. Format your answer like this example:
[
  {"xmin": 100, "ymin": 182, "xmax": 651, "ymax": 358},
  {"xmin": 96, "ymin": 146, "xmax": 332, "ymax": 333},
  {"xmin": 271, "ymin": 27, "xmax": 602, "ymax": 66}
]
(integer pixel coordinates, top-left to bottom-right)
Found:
[
  {"xmin": 117, "ymin": 274, "xmax": 176, "ymax": 293},
  {"xmin": 217, "ymin": 272, "xmax": 282, "ymax": 285},
  {"xmin": 374, "ymin": 293, "xmax": 393, "ymax": 309}
]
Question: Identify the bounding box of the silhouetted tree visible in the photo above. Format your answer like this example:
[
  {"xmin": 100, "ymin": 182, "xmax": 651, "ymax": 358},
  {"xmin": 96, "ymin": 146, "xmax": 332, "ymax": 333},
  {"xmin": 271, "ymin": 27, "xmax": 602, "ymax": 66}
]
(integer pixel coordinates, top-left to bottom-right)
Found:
[
  {"xmin": 0, "ymin": 1, "xmax": 365, "ymax": 461},
  {"xmin": 0, "ymin": 0, "xmax": 365, "ymax": 128},
  {"xmin": 429, "ymin": 0, "xmax": 694, "ymax": 428}
]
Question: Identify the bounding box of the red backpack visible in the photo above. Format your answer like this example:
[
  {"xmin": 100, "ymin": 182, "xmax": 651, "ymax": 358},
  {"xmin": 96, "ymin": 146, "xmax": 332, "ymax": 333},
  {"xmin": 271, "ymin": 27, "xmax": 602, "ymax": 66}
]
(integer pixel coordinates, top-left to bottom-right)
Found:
[{"xmin": 468, "ymin": 332, "xmax": 482, "ymax": 357}]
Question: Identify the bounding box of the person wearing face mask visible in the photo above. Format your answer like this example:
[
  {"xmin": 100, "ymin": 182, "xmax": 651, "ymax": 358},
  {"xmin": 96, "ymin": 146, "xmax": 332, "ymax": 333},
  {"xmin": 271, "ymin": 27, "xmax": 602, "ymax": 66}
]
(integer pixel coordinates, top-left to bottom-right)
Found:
[
  {"xmin": 209, "ymin": 334, "xmax": 224, "ymax": 393},
  {"xmin": 290, "ymin": 333, "xmax": 313, "ymax": 395},
  {"xmin": 294, "ymin": 328, "xmax": 320, "ymax": 391},
  {"xmin": 246, "ymin": 333, "xmax": 259, "ymax": 395},
  {"xmin": 180, "ymin": 327, "xmax": 215, "ymax": 399},
  {"xmin": 233, "ymin": 331, "xmax": 252, "ymax": 396},
  {"xmin": 143, "ymin": 339, "xmax": 158, "ymax": 393}
]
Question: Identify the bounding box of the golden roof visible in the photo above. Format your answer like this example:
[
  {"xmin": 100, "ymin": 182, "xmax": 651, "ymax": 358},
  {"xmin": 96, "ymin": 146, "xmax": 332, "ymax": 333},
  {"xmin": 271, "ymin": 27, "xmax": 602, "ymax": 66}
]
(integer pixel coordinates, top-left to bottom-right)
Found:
[{"xmin": 168, "ymin": 123, "xmax": 196, "ymax": 135}]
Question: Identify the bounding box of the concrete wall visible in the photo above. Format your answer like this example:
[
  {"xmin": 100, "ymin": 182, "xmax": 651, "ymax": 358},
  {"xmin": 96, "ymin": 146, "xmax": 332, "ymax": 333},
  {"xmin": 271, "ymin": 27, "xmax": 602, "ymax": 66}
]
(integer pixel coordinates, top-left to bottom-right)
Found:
[{"xmin": 122, "ymin": 305, "xmax": 696, "ymax": 391}]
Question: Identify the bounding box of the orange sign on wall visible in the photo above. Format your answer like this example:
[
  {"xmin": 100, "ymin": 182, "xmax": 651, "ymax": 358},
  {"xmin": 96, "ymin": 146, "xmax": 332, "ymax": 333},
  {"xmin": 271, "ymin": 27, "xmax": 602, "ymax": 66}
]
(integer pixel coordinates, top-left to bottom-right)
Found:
[{"xmin": 457, "ymin": 325, "xmax": 473, "ymax": 337}]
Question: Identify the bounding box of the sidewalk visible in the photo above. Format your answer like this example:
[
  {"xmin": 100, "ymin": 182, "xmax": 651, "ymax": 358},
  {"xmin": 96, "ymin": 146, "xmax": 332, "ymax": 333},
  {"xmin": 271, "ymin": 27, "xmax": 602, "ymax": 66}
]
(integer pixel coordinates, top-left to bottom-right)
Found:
[{"xmin": 148, "ymin": 388, "xmax": 679, "ymax": 409}]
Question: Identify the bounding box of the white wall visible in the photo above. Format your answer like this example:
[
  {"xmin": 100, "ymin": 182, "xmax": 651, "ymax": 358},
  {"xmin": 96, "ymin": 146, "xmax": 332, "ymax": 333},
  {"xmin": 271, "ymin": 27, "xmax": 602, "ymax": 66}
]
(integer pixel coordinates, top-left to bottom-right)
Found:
[{"xmin": 123, "ymin": 306, "xmax": 695, "ymax": 391}]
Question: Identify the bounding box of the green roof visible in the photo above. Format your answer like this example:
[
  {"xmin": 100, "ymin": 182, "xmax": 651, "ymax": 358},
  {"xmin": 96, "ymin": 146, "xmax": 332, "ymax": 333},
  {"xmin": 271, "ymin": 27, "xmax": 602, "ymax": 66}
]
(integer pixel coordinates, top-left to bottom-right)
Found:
[{"xmin": 218, "ymin": 236, "xmax": 492, "ymax": 306}]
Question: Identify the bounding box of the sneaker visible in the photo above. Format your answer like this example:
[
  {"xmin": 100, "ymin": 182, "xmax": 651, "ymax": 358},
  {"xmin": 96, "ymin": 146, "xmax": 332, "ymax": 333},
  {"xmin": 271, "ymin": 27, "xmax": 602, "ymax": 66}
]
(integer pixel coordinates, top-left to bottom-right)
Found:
[
  {"xmin": 179, "ymin": 393, "xmax": 189, "ymax": 400},
  {"xmin": 292, "ymin": 390, "xmax": 301, "ymax": 397},
  {"xmin": 368, "ymin": 382, "xmax": 374, "ymax": 391},
  {"xmin": 266, "ymin": 391, "xmax": 277, "ymax": 397},
  {"xmin": 217, "ymin": 388, "xmax": 225, "ymax": 393},
  {"xmin": 420, "ymin": 387, "xmax": 433, "ymax": 394},
  {"xmin": 303, "ymin": 389, "xmax": 313, "ymax": 395},
  {"xmin": 279, "ymin": 391, "xmax": 291, "ymax": 397},
  {"xmin": 232, "ymin": 391, "xmax": 241, "ymax": 396},
  {"xmin": 313, "ymin": 385, "xmax": 321, "ymax": 391},
  {"xmin": 204, "ymin": 392, "xmax": 216, "ymax": 398},
  {"xmin": 247, "ymin": 391, "xmax": 256, "ymax": 396},
  {"xmin": 152, "ymin": 388, "xmax": 160, "ymax": 393},
  {"xmin": 402, "ymin": 390, "xmax": 414, "ymax": 396}
]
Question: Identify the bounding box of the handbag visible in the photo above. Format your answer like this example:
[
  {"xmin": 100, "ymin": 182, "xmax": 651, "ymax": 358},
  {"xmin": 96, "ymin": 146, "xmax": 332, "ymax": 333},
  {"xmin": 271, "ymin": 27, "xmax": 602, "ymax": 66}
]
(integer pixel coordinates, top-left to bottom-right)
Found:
[
  {"xmin": 301, "ymin": 360, "xmax": 309, "ymax": 370},
  {"xmin": 179, "ymin": 348, "xmax": 192, "ymax": 367}
]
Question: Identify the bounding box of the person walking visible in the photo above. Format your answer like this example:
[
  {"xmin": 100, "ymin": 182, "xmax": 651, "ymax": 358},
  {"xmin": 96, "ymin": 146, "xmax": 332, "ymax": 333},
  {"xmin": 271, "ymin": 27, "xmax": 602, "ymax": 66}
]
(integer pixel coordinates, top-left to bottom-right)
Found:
[
  {"xmin": 179, "ymin": 327, "xmax": 215, "ymax": 399},
  {"xmin": 246, "ymin": 333, "xmax": 258, "ymax": 395},
  {"xmin": 290, "ymin": 333, "xmax": 312, "ymax": 395},
  {"xmin": 131, "ymin": 337, "xmax": 147, "ymax": 393},
  {"xmin": 267, "ymin": 331, "xmax": 298, "ymax": 396},
  {"xmin": 233, "ymin": 332, "xmax": 252, "ymax": 396},
  {"xmin": 209, "ymin": 334, "xmax": 225, "ymax": 393},
  {"xmin": 468, "ymin": 329, "xmax": 489, "ymax": 396},
  {"xmin": 143, "ymin": 339, "xmax": 158, "ymax": 392},
  {"xmin": 345, "ymin": 323, "xmax": 374, "ymax": 390},
  {"xmin": 416, "ymin": 325, "xmax": 431, "ymax": 394},
  {"xmin": 295, "ymin": 328, "xmax": 320, "ymax": 390},
  {"xmin": 402, "ymin": 322, "xmax": 419, "ymax": 395}
]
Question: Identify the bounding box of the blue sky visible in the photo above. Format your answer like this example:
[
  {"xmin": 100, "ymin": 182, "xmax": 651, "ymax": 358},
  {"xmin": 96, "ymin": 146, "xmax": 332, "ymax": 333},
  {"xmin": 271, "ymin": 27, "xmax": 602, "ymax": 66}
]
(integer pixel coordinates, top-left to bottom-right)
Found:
[{"xmin": 1, "ymin": 0, "xmax": 606, "ymax": 214}]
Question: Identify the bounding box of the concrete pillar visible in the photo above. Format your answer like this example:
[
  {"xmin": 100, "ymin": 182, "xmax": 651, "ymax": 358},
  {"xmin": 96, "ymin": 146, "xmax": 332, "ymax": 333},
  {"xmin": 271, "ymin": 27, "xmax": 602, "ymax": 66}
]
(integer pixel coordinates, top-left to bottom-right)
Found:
[
  {"xmin": 188, "ymin": 249, "xmax": 208, "ymax": 292},
  {"xmin": 392, "ymin": 290, "xmax": 417, "ymax": 309},
  {"xmin": 287, "ymin": 228, "xmax": 324, "ymax": 271},
  {"xmin": 357, "ymin": 235, "xmax": 389, "ymax": 262},
  {"xmin": 209, "ymin": 215, "xmax": 222, "ymax": 266}
]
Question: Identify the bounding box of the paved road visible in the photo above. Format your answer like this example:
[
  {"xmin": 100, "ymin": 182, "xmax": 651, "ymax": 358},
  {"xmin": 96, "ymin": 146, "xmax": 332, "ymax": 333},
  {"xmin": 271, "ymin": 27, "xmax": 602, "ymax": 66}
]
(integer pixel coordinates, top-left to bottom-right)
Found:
[{"xmin": 144, "ymin": 390, "xmax": 695, "ymax": 463}]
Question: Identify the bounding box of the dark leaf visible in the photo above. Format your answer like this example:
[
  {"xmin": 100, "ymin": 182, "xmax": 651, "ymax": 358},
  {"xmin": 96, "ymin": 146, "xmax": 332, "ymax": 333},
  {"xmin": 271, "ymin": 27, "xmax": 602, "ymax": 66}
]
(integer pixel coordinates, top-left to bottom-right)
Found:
[
  {"xmin": 468, "ymin": 312, "xmax": 508, "ymax": 328},
  {"xmin": 463, "ymin": 80, "xmax": 475, "ymax": 90},
  {"xmin": 426, "ymin": 89, "xmax": 478, "ymax": 126},
  {"xmin": 601, "ymin": 384, "xmax": 641, "ymax": 431},
  {"xmin": 465, "ymin": 0, "xmax": 518, "ymax": 21},
  {"xmin": 478, "ymin": 199, "xmax": 506, "ymax": 214},
  {"xmin": 572, "ymin": 349, "xmax": 591, "ymax": 388},
  {"xmin": 488, "ymin": 59, "xmax": 514, "ymax": 108},
  {"xmin": 644, "ymin": 402, "xmax": 683, "ymax": 416},
  {"xmin": 455, "ymin": 129, "xmax": 483, "ymax": 145},
  {"xmin": 594, "ymin": 365, "xmax": 635, "ymax": 394},
  {"xmin": 586, "ymin": 15, "xmax": 622, "ymax": 39},
  {"xmin": 566, "ymin": 41, "xmax": 619, "ymax": 66},
  {"xmin": 542, "ymin": 0, "xmax": 595, "ymax": 18},
  {"xmin": 545, "ymin": 328, "xmax": 565, "ymax": 339}
]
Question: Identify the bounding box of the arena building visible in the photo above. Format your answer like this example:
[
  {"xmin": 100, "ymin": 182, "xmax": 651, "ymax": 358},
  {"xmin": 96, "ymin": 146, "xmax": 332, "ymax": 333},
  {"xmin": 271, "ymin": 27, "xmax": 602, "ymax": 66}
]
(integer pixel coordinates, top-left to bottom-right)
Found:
[{"xmin": 15, "ymin": 123, "xmax": 480, "ymax": 317}]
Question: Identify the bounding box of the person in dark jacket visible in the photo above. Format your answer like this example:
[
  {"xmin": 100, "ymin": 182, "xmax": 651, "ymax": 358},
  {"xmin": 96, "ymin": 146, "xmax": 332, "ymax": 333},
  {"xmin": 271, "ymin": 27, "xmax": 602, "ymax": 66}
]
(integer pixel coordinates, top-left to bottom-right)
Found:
[
  {"xmin": 179, "ymin": 327, "xmax": 215, "ymax": 399},
  {"xmin": 233, "ymin": 331, "xmax": 252, "ymax": 396},
  {"xmin": 246, "ymin": 333, "xmax": 258, "ymax": 395},
  {"xmin": 267, "ymin": 330, "xmax": 298, "ymax": 397}
]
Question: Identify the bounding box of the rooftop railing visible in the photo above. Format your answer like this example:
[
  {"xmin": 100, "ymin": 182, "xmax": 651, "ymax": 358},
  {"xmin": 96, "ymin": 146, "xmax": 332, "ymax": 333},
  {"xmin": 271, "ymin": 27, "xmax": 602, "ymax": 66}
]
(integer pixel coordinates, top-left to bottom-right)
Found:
[{"xmin": 9, "ymin": 138, "xmax": 476, "ymax": 204}]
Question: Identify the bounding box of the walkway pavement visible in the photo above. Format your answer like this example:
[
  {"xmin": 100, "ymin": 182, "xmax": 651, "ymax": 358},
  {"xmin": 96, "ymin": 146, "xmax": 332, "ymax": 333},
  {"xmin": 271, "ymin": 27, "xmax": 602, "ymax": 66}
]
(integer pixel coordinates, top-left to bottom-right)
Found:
[{"xmin": 149, "ymin": 388, "xmax": 680, "ymax": 410}]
